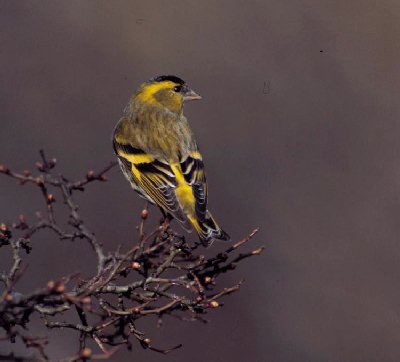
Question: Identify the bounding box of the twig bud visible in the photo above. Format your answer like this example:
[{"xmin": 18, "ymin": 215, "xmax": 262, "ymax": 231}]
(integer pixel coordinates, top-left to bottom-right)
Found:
[
  {"xmin": 0, "ymin": 223, "xmax": 12, "ymax": 241},
  {"xmin": 0, "ymin": 165, "xmax": 10, "ymax": 174},
  {"xmin": 35, "ymin": 177, "xmax": 44, "ymax": 186},
  {"xmin": 141, "ymin": 209, "xmax": 149, "ymax": 220},
  {"xmin": 55, "ymin": 282, "xmax": 65, "ymax": 294},
  {"xmin": 143, "ymin": 338, "xmax": 151, "ymax": 346},
  {"xmin": 131, "ymin": 262, "xmax": 141, "ymax": 270},
  {"xmin": 35, "ymin": 162, "xmax": 45, "ymax": 172},
  {"xmin": 4, "ymin": 293, "xmax": 13, "ymax": 302},
  {"xmin": 47, "ymin": 280, "xmax": 56, "ymax": 291},
  {"xmin": 252, "ymin": 247, "xmax": 264, "ymax": 255},
  {"xmin": 82, "ymin": 296, "xmax": 91, "ymax": 305},
  {"xmin": 133, "ymin": 307, "xmax": 140, "ymax": 314},
  {"xmin": 80, "ymin": 347, "xmax": 92, "ymax": 358},
  {"xmin": 47, "ymin": 193, "xmax": 56, "ymax": 203},
  {"xmin": 209, "ymin": 300, "xmax": 219, "ymax": 308},
  {"xmin": 23, "ymin": 170, "xmax": 30, "ymax": 177},
  {"xmin": 86, "ymin": 171, "xmax": 95, "ymax": 180},
  {"xmin": 48, "ymin": 158, "xmax": 57, "ymax": 168},
  {"xmin": 47, "ymin": 281, "xmax": 66, "ymax": 295},
  {"xmin": 13, "ymin": 214, "xmax": 28, "ymax": 230},
  {"xmin": 204, "ymin": 276, "xmax": 212, "ymax": 284}
]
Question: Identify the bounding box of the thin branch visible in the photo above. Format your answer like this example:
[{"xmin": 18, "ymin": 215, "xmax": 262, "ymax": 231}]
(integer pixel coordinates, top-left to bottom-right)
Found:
[{"xmin": 0, "ymin": 151, "xmax": 263, "ymax": 361}]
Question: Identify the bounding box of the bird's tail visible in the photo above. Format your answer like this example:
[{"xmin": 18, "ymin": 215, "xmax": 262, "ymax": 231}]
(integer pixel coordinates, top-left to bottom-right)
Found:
[{"xmin": 189, "ymin": 211, "xmax": 230, "ymax": 247}]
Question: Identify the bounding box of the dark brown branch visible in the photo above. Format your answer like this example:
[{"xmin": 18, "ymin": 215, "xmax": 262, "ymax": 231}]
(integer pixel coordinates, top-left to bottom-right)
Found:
[{"xmin": 0, "ymin": 150, "xmax": 263, "ymax": 361}]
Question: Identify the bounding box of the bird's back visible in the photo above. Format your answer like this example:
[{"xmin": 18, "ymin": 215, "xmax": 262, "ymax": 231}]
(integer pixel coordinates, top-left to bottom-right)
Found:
[{"xmin": 114, "ymin": 103, "xmax": 198, "ymax": 163}]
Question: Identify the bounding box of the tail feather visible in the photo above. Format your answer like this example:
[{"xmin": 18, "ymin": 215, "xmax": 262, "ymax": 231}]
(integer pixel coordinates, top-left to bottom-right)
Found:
[{"xmin": 189, "ymin": 211, "xmax": 230, "ymax": 247}]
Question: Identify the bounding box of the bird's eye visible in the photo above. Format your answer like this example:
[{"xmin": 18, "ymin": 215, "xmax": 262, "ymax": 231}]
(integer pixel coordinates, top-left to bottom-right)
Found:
[{"xmin": 173, "ymin": 85, "xmax": 182, "ymax": 92}]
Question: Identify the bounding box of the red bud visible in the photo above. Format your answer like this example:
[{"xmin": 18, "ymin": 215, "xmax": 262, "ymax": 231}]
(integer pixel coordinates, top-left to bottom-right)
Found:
[
  {"xmin": 86, "ymin": 171, "xmax": 95, "ymax": 180},
  {"xmin": 141, "ymin": 209, "xmax": 149, "ymax": 220},
  {"xmin": 0, "ymin": 165, "xmax": 10, "ymax": 174},
  {"xmin": 80, "ymin": 348, "xmax": 92, "ymax": 358},
  {"xmin": 209, "ymin": 300, "xmax": 219, "ymax": 308},
  {"xmin": 131, "ymin": 262, "xmax": 141, "ymax": 270}
]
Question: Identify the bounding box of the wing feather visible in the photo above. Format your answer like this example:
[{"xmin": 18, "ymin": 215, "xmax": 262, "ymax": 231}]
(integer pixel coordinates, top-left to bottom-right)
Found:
[
  {"xmin": 180, "ymin": 151, "xmax": 207, "ymax": 221},
  {"xmin": 114, "ymin": 141, "xmax": 192, "ymax": 230}
]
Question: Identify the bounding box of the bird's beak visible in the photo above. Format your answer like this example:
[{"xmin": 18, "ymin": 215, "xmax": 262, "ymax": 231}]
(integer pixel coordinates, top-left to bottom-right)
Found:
[{"xmin": 183, "ymin": 87, "xmax": 202, "ymax": 101}]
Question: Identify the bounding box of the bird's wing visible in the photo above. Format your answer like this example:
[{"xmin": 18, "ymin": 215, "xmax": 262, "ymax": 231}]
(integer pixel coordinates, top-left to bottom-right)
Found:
[
  {"xmin": 179, "ymin": 150, "xmax": 208, "ymax": 222},
  {"xmin": 113, "ymin": 140, "xmax": 192, "ymax": 230}
]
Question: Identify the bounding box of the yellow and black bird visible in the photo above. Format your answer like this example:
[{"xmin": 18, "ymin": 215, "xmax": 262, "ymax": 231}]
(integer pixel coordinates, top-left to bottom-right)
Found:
[{"xmin": 113, "ymin": 75, "xmax": 229, "ymax": 246}]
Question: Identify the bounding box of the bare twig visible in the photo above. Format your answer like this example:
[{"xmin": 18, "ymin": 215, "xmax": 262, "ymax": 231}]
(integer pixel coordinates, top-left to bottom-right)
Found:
[{"xmin": 0, "ymin": 150, "xmax": 263, "ymax": 361}]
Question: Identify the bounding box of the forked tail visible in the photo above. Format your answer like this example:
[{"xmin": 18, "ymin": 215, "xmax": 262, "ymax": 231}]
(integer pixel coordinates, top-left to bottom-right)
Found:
[{"xmin": 189, "ymin": 211, "xmax": 230, "ymax": 247}]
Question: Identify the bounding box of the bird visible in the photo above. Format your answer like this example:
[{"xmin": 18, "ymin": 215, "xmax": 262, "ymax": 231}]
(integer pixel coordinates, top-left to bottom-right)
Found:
[{"xmin": 112, "ymin": 75, "xmax": 230, "ymax": 246}]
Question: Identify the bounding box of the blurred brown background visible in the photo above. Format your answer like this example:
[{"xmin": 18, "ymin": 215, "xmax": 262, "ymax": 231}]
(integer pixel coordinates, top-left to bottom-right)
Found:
[{"xmin": 1, "ymin": 1, "xmax": 400, "ymax": 361}]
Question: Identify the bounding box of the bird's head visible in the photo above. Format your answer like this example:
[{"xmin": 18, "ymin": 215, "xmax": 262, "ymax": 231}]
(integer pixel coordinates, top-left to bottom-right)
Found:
[{"xmin": 134, "ymin": 75, "xmax": 202, "ymax": 114}]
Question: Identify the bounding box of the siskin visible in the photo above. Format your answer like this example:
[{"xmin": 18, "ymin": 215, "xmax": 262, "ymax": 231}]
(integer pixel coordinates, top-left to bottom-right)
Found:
[{"xmin": 113, "ymin": 75, "xmax": 229, "ymax": 246}]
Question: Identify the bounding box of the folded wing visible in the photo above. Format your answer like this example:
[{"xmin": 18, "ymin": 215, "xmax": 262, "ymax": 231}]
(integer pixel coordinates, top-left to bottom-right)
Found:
[{"xmin": 113, "ymin": 141, "xmax": 192, "ymax": 231}]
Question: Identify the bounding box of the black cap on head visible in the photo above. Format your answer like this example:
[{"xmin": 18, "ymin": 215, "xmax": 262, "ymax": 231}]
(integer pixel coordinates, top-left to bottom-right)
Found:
[{"xmin": 150, "ymin": 75, "xmax": 185, "ymax": 85}]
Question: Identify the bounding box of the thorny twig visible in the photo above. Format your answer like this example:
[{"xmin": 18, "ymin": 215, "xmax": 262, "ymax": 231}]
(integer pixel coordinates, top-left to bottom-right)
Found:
[{"xmin": 0, "ymin": 150, "xmax": 263, "ymax": 361}]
